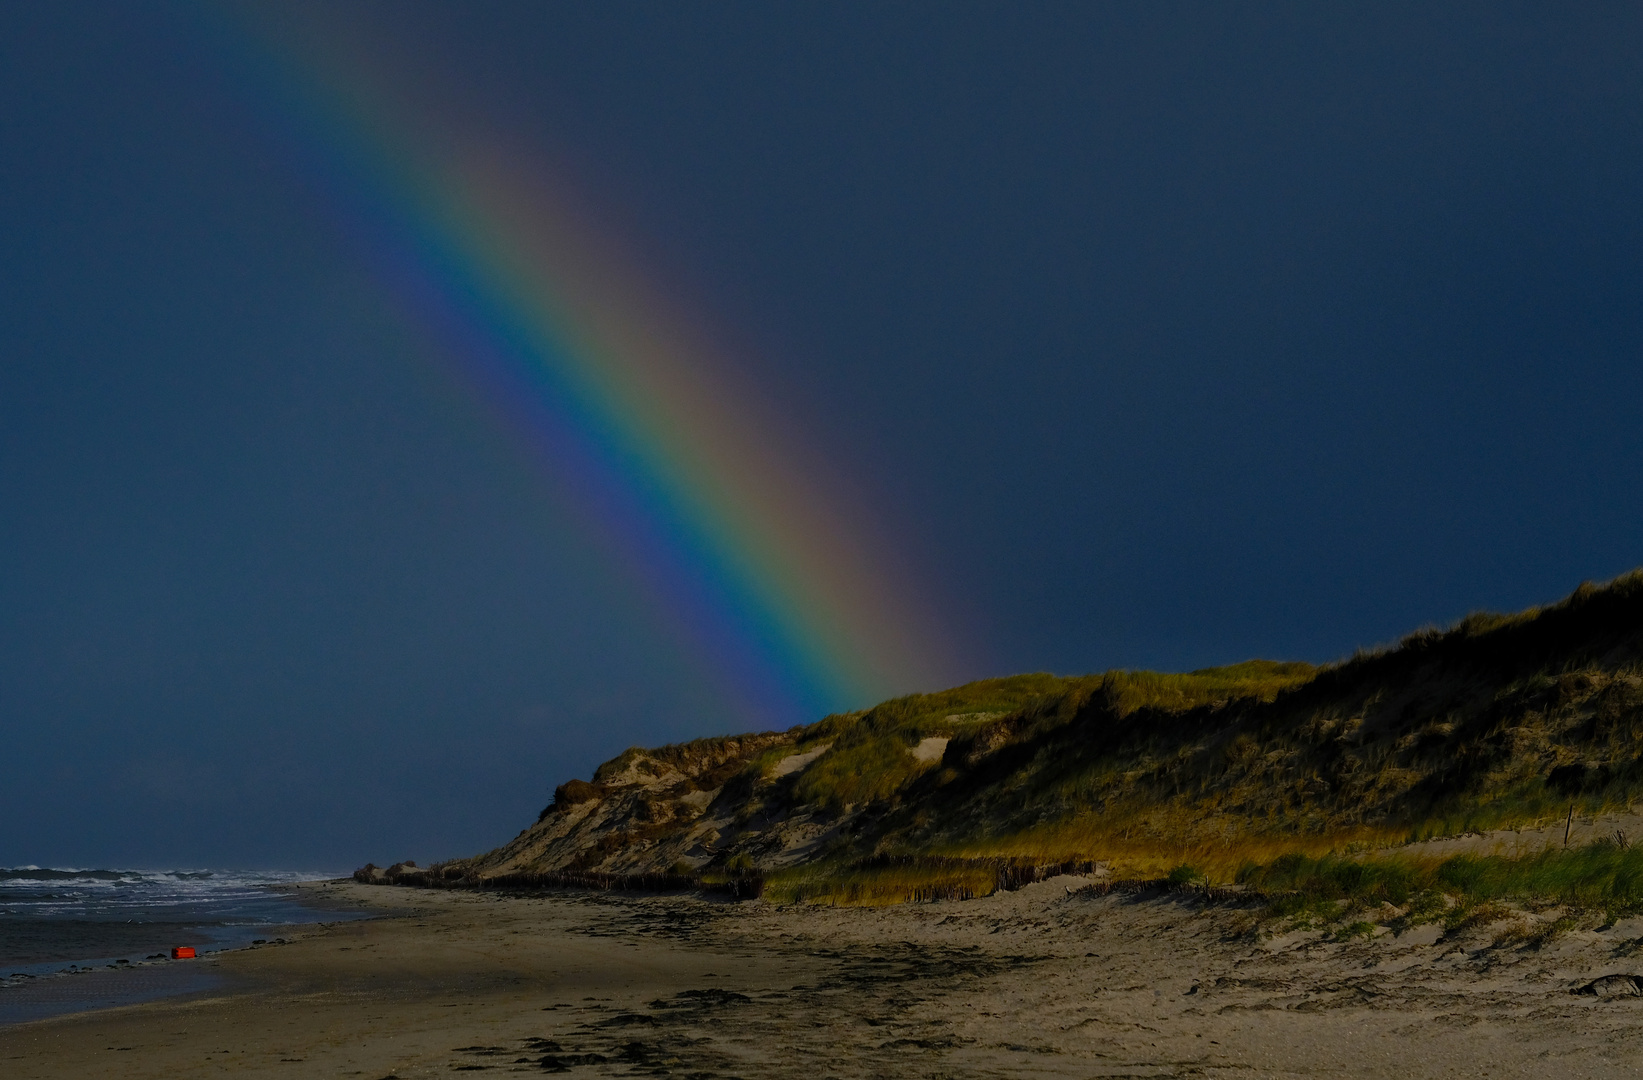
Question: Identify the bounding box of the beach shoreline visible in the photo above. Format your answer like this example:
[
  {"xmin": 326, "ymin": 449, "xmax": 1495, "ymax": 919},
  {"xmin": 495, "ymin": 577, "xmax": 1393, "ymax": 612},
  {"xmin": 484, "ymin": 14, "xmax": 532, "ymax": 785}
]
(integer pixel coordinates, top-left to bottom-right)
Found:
[
  {"xmin": 0, "ymin": 873, "xmax": 374, "ymax": 1027},
  {"xmin": 2, "ymin": 878, "xmax": 1642, "ymax": 1077}
]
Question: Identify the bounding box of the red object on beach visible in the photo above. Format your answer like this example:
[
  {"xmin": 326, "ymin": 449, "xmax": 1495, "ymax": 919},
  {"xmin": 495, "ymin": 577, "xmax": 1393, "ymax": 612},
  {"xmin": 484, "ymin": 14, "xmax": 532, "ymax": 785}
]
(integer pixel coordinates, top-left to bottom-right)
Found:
[{"xmin": 170, "ymin": 946, "xmax": 196, "ymax": 959}]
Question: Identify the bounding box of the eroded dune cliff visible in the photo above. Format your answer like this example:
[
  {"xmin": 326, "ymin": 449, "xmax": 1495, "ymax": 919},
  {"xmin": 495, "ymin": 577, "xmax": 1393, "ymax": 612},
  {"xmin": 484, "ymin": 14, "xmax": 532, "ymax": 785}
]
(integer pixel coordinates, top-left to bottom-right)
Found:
[{"xmin": 364, "ymin": 572, "xmax": 1643, "ymax": 905}]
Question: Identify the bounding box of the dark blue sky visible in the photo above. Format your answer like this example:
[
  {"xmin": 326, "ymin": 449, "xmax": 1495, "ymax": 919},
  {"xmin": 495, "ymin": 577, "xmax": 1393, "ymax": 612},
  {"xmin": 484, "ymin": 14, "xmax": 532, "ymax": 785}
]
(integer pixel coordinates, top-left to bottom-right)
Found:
[{"xmin": 4, "ymin": 2, "xmax": 1640, "ymax": 869}]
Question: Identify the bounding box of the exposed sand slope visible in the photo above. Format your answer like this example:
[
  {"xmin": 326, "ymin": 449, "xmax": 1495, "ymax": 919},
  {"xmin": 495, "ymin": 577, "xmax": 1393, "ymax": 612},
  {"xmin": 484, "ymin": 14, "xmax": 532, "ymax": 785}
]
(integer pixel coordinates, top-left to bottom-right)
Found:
[
  {"xmin": 382, "ymin": 575, "xmax": 1643, "ymax": 898},
  {"xmin": 770, "ymin": 743, "xmax": 831, "ymax": 778},
  {"xmin": 6, "ymin": 879, "xmax": 1643, "ymax": 1078},
  {"xmin": 911, "ymin": 735, "xmax": 949, "ymax": 763},
  {"xmin": 443, "ymin": 731, "xmax": 842, "ymax": 880}
]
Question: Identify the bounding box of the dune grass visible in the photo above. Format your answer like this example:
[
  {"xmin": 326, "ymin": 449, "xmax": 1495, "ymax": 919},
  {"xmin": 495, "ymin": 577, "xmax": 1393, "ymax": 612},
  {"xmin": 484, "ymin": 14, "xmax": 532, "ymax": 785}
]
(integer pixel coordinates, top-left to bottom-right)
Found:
[
  {"xmin": 764, "ymin": 858, "xmax": 1000, "ymax": 906},
  {"xmin": 930, "ymin": 820, "xmax": 1410, "ymax": 881},
  {"xmin": 785, "ymin": 662, "xmax": 1321, "ymax": 813},
  {"xmin": 476, "ymin": 570, "xmax": 1643, "ymax": 914},
  {"xmin": 1432, "ymin": 843, "xmax": 1643, "ymax": 910},
  {"xmin": 755, "ymin": 579, "xmax": 1643, "ymax": 904},
  {"xmin": 763, "ymin": 838, "xmax": 1643, "ymax": 922},
  {"xmin": 1095, "ymin": 660, "xmax": 1318, "ymax": 716},
  {"xmin": 789, "ymin": 674, "xmax": 1089, "ymax": 810},
  {"xmin": 1233, "ymin": 840, "xmax": 1643, "ymax": 929}
]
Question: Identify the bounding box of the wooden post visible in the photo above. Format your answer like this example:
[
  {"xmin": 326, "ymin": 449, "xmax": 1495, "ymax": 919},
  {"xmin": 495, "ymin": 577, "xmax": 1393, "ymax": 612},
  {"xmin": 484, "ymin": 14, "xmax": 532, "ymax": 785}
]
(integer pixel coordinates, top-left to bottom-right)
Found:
[{"xmin": 1564, "ymin": 804, "xmax": 1574, "ymax": 849}]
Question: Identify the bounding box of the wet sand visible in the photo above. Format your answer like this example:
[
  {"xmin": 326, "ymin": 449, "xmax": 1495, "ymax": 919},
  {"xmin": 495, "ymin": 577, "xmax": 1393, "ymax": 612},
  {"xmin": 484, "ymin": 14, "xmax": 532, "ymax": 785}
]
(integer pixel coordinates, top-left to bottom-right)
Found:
[{"xmin": 3, "ymin": 878, "xmax": 1643, "ymax": 1078}]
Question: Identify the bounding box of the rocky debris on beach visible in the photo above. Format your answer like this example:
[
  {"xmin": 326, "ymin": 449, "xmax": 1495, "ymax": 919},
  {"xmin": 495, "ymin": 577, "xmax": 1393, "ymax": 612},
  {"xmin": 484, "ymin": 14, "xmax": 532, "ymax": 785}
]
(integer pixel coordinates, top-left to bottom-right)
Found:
[{"xmin": 1575, "ymin": 973, "xmax": 1643, "ymax": 998}]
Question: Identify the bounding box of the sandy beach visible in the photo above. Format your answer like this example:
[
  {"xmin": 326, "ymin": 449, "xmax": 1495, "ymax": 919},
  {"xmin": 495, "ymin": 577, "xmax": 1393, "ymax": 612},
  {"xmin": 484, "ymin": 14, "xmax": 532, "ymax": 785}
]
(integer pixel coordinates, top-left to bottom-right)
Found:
[{"xmin": 3, "ymin": 878, "xmax": 1643, "ymax": 1078}]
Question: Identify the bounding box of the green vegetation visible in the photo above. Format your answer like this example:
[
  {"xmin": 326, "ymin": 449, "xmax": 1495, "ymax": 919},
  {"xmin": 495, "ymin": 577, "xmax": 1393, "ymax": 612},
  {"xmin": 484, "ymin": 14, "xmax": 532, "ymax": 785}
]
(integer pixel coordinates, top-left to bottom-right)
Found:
[
  {"xmin": 1167, "ymin": 863, "xmax": 1207, "ymax": 886},
  {"xmin": 785, "ymin": 663, "xmax": 1319, "ymax": 813},
  {"xmin": 756, "ymin": 572, "xmax": 1643, "ymax": 904},
  {"xmin": 1095, "ymin": 660, "xmax": 1318, "ymax": 715},
  {"xmin": 458, "ymin": 570, "xmax": 1643, "ymax": 911},
  {"xmin": 764, "ymin": 858, "xmax": 999, "ymax": 906},
  {"xmin": 1232, "ymin": 840, "xmax": 1643, "ymax": 935},
  {"xmin": 1435, "ymin": 844, "xmax": 1643, "ymax": 911},
  {"xmin": 789, "ymin": 674, "xmax": 1080, "ymax": 810},
  {"xmin": 1238, "ymin": 851, "xmax": 1429, "ymax": 907},
  {"xmin": 908, "ymin": 573, "xmax": 1643, "ymax": 872}
]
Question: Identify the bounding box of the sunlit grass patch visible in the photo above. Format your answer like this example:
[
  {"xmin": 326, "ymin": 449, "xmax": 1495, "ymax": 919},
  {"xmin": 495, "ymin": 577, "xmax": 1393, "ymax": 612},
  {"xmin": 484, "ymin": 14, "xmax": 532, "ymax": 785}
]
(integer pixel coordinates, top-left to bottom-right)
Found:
[
  {"xmin": 932, "ymin": 818, "xmax": 1408, "ymax": 882},
  {"xmin": 1435, "ymin": 842, "xmax": 1643, "ymax": 911},
  {"xmin": 784, "ymin": 664, "xmax": 1321, "ymax": 813},
  {"xmin": 764, "ymin": 858, "xmax": 1000, "ymax": 906},
  {"xmin": 1096, "ymin": 660, "xmax": 1317, "ymax": 716},
  {"xmin": 791, "ymin": 735, "xmax": 935, "ymax": 809},
  {"xmin": 1235, "ymin": 840, "xmax": 1643, "ymax": 932}
]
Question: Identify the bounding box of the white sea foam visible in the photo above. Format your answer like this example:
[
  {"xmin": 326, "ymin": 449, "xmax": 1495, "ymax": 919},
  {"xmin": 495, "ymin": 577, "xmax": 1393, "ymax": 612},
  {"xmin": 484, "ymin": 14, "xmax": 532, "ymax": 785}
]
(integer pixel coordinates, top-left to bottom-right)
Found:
[
  {"xmin": 0, "ymin": 866, "xmax": 357, "ymax": 982},
  {"xmin": 0, "ymin": 867, "xmax": 336, "ymax": 921}
]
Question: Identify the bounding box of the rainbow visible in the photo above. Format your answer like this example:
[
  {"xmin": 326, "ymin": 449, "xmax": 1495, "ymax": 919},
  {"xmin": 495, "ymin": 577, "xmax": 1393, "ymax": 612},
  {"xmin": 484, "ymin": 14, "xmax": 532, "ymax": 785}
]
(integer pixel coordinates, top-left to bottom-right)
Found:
[{"xmin": 205, "ymin": 7, "xmax": 953, "ymax": 725}]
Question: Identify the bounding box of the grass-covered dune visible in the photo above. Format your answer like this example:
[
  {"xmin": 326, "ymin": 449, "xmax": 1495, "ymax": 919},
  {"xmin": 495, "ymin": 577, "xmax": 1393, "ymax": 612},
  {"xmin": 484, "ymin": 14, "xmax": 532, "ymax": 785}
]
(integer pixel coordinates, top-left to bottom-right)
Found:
[{"xmin": 378, "ymin": 571, "xmax": 1643, "ymax": 910}]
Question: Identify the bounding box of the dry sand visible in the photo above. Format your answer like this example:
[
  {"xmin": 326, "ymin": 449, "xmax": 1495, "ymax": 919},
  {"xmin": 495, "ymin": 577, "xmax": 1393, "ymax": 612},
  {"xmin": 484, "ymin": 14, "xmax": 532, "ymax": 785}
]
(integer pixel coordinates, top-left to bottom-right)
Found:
[{"xmin": 5, "ymin": 877, "xmax": 1643, "ymax": 1078}]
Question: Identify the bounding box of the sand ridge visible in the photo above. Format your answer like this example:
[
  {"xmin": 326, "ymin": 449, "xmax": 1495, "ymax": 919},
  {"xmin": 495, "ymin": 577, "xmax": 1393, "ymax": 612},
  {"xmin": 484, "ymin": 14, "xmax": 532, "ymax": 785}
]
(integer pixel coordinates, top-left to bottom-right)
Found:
[{"xmin": 3, "ymin": 879, "xmax": 1643, "ymax": 1077}]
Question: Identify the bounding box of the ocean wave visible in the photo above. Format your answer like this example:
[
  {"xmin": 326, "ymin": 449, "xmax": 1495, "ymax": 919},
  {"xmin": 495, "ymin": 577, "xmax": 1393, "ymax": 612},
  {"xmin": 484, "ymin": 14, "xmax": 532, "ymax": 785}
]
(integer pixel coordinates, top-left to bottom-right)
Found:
[
  {"xmin": 0, "ymin": 869, "xmax": 134, "ymax": 882},
  {"xmin": 0, "ymin": 869, "xmax": 340, "ymax": 922},
  {"xmin": 0, "ymin": 868, "xmax": 331, "ymax": 885},
  {"xmin": 0, "ymin": 867, "xmax": 356, "ymax": 972}
]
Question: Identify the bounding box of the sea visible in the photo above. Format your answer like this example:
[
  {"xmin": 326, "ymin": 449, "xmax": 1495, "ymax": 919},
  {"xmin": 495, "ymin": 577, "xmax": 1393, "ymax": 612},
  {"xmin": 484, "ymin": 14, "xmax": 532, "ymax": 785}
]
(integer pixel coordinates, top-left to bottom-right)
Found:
[{"xmin": 0, "ymin": 866, "xmax": 363, "ymax": 1026}]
